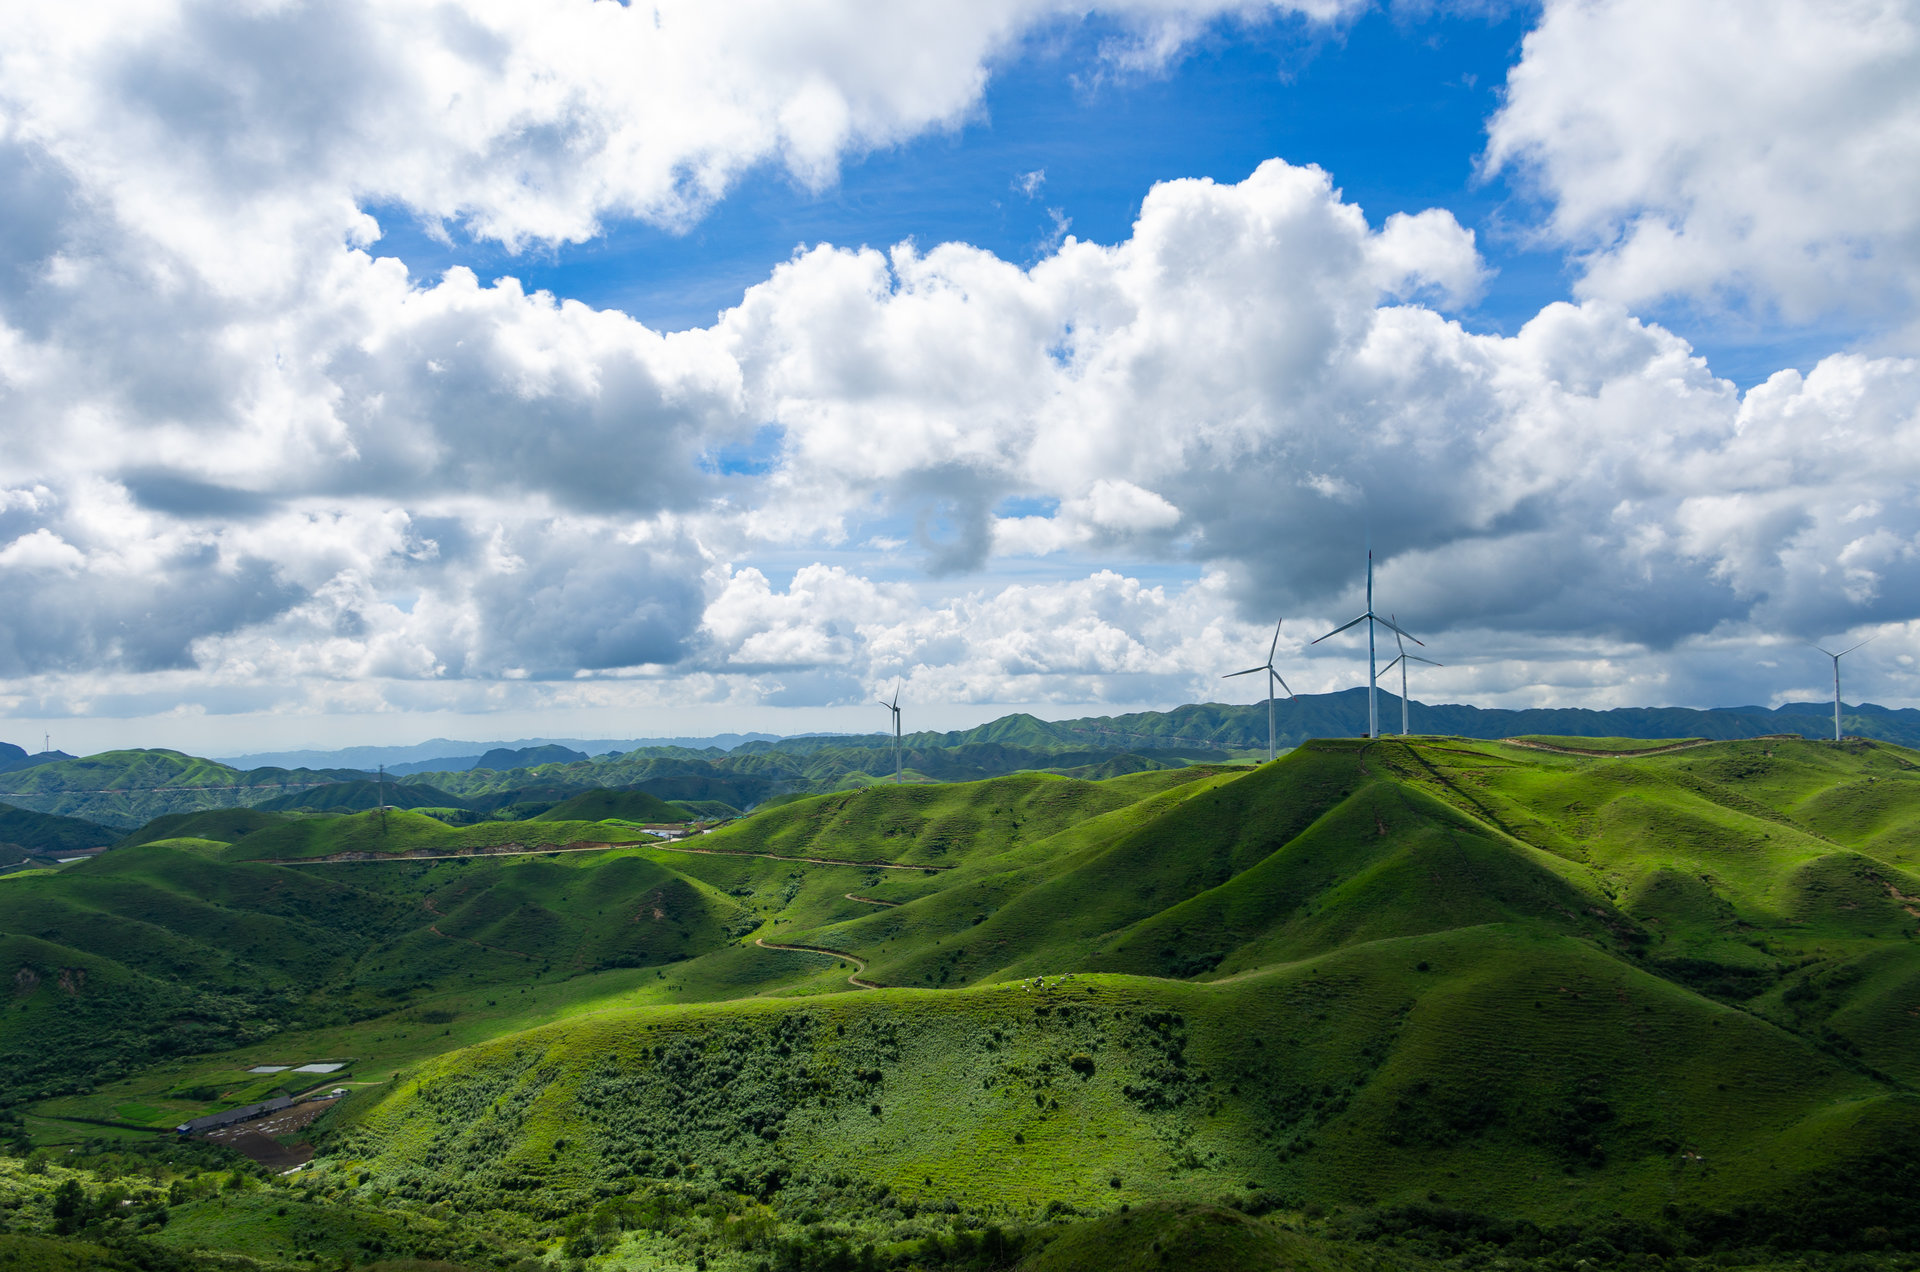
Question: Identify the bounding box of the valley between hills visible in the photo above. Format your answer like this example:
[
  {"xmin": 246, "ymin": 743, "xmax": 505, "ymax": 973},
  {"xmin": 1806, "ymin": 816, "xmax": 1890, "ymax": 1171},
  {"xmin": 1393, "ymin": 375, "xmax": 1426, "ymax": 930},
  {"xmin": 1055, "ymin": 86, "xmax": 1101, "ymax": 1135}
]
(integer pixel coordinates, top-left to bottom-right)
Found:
[{"xmin": 5, "ymin": 733, "xmax": 1920, "ymax": 1270}]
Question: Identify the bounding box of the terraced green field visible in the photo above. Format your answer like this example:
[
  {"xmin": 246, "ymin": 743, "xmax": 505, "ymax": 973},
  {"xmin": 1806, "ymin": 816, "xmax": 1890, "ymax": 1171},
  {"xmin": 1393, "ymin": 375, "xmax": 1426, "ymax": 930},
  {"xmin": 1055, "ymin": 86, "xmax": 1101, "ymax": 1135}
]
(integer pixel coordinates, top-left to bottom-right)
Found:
[{"xmin": 12, "ymin": 736, "xmax": 1920, "ymax": 1269}]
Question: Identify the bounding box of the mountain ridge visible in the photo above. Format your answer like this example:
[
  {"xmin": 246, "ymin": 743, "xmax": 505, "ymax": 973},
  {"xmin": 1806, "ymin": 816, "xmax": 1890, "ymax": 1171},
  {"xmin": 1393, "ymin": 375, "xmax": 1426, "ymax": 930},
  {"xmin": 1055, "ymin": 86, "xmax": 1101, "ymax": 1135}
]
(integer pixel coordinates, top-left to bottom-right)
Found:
[{"xmin": 8, "ymin": 691, "xmax": 1920, "ymax": 828}]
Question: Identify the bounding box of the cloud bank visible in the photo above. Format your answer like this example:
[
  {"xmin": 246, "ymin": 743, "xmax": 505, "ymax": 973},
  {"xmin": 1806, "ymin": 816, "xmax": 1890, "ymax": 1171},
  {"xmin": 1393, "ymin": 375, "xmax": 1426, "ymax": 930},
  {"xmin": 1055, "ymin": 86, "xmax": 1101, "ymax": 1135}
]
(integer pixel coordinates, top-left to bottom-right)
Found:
[{"xmin": 0, "ymin": 0, "xmax": 1916, "ymax": 740}]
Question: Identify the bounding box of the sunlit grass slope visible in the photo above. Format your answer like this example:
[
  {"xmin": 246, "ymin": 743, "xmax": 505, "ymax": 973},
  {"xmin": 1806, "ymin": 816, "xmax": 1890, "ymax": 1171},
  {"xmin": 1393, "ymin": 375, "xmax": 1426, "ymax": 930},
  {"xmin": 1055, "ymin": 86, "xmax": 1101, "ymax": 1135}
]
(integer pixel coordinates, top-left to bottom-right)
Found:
[
  {"xmin": 1357, "ymin": 735, "xmax": 1920, "ymax": 1082},
  {"xmin": 333, "ymin": 927, "xmax": 1913, "ymax": 1229},
  {"xmin": 224, "ymin": 808, "xmax": 653, "ymax": 860},
  {"xmin": 29, "ymin": 735, "xmax": 1920, "ymax": 1248},
  {"xmin": 693, "ymin": 768, "xmax": 1226, "ymax": 868},
  {"xmin": 532, "ymin": 788, "xmax": 690, "ymax": 823},
  {"xmin": 308, "ymin": 732, "xmax": 1920, "ymax": 1233},
  {"xmin": 0, "ymin": 842, "xmax": 407, "ymax": 990},
  {"xmin": 112, "ymin": 807, "xmax": 293, "ymax": 849}
]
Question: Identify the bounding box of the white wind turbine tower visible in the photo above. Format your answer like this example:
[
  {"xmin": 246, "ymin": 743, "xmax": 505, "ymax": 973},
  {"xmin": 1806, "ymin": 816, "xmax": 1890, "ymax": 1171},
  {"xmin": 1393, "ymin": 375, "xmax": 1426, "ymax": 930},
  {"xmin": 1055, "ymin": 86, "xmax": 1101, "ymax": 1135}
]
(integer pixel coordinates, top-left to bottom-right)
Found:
[
  {"xmin": 1813, "ymin": 637, "xmax": 1873, "ymax": 742},
  {"xmin": 1311, "ymin": 550, "xmax": 1423, "ymax": 739},
  {"xmin": 1379, "ymin": 614, "xmax": 1442, "ymax": 737},
  {"xmin": 879, "ymin": 683, "xmax": 903, "ymax": 782},
  {"xmin": 1223, "ymin": 619, "xmax": 1295, "ymax": 763}
]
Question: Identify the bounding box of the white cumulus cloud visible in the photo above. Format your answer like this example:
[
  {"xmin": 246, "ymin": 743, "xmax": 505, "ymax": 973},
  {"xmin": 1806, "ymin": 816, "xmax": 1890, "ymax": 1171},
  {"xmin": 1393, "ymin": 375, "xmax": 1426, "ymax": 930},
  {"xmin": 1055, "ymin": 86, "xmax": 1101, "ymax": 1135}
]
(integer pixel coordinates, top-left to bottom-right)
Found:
[{"xmin": 1487, "ymin": 0, "xmax": 1920, "ymax": 333}]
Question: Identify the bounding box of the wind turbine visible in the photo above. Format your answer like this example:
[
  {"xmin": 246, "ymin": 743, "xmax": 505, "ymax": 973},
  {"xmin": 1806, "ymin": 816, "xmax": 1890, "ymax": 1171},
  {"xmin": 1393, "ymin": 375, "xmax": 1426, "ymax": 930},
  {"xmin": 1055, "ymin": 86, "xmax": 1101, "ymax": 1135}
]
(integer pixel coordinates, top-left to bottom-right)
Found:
[
  {"xmin": 1223, "ymin": 619, "xmax": 1295, "ymax": 763},
  {"xmin": 1379, "ymin": 615, "xmax": 1442, "ymax": 737},
  {"xmin": 878, "ymin": 683, "xmax": 903, "ymax": 782},
  {"xmin": 1813, "ymin": 637, "xmax": 1873, "ymax": 742},
  {"xmin": 1311, "ymin": 550, "xmax": 1423, "ymax": 739}
]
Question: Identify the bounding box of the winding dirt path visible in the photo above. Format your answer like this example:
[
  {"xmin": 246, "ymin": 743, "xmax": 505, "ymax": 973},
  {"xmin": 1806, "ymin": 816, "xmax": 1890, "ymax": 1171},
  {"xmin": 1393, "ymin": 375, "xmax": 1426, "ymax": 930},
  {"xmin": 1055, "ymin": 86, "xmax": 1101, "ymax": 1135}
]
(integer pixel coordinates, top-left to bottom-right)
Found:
[
  {"xmin": 845, "ymin": 893, "xmax": 901, "ymax": 907},
  {"xmin": 652, "ymin": 844, "xmax": 947, "ymax": 872},
  {"xmin": 753, "ymin": 937, "xmax": 883, "ymax": 990},
  {"xmin": 262, "ymin": 840, "xmax": 948, "ymax": 872},
  {"xmin": 1500, "ymin": 737, "xmax": 1716, "ymax": 758},
  {"xmin": 260, "ymin": 841, "xmax": 647, "ymax": 865}
]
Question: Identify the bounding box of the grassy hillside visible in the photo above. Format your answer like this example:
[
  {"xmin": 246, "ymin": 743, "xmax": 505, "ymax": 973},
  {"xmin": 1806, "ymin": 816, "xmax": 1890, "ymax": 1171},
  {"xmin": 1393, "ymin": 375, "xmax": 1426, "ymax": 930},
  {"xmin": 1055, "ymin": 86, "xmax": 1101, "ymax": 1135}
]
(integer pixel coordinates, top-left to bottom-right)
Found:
[
  {"xmin": 0, "ymin": 803, "xmax": 116, "ymax": 857},
  {"xmin": 20, "ymin": 736, "xmax": 1920, "ymax": 1268},
  {"xmin": 534, "ymin": 788, "xmax": 690, "ymax": 824},
  {"xmin": 112, "ymin": 807, "xmax": 294, "ymax": 849},
  {"xmin": 691, "ymin": 768, "xmax": 1224, "ymax": 869},
  {"xmin": 0, "ymin": 750, "xmax": 371, "ymax": 828},
  {"xmin": 287, "ymin": 738, "xmax": 1920, "ymax": 1244},
  {"xmin": 331, "ymin": 938, "xmax": 1914, "ymax": 1228},
  {"xmin": 223, "ymin": 808, "xmax": 652, "ymax": 860},
  {"xmin": 253, "ymin": 778, "xmax": 472, "ymax": 814}
]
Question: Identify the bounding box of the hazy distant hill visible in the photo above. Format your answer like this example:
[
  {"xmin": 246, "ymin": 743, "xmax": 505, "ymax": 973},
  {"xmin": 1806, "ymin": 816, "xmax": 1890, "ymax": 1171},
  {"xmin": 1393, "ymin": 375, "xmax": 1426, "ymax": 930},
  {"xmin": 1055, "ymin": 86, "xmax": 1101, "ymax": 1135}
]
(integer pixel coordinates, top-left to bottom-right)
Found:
[
  {"xmin": 929, "ymin": 690, "xmax": 1920, "ymax": 752},
  {"xmin": 216, "ymin": 732, "xmax": 787, "ymax": 772},
  {"xmin": 0, "ymin": 750, "xmax": 374, "ymax": 828},
  {"xmin": 396, "ymin": 690, "xmax": 1920, "ymax": 814},
  {"xmin": 0, "ymin": 742, "xmax": 75, "ymax": 776},
  {"xmin": 9, "ymin": 691, "xmax": 1919, "ymax": 828},
  {"xmin": 473, "ymin": 743, "xmax": 590, "ymax": 771}
]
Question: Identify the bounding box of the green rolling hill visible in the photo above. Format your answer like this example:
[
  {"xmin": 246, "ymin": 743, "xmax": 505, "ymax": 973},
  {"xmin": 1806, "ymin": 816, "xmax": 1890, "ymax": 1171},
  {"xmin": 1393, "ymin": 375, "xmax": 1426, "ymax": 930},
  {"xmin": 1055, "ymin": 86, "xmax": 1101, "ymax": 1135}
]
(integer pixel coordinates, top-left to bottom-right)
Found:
[
  {"xmin": 251, "ymin": 778, "xmax": 473, "ymax": 814},
  {"xmin": 532, "ymin": 787, "xmax": 692, "ymax": 824},
  {"xmin": 0, "ymin": 750, "xmax": 373, "ymax": 828},
  {"xmin": 16, "ymin": 689, "xmax": 1920, "ymax": 839},
  {"xmin": 304, "ymin": 737, "xmax": 1920, "ymax": 1257},
  {"xmin": 0, "ymin": 802, "xmax": 116, "ymax": 860},
  {"xmin": 13, "ymin": 735, "xmax": 1920, "ymax": 1268}
]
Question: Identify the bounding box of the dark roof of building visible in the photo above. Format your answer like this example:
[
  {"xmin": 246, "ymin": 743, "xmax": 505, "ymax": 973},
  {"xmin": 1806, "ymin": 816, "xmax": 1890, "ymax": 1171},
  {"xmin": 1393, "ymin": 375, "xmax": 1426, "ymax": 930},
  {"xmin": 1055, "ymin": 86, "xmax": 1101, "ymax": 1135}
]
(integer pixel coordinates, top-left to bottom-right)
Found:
[{"xmin": 174, "ymin": 1095, "xmax": 294, "ymax": 1135}]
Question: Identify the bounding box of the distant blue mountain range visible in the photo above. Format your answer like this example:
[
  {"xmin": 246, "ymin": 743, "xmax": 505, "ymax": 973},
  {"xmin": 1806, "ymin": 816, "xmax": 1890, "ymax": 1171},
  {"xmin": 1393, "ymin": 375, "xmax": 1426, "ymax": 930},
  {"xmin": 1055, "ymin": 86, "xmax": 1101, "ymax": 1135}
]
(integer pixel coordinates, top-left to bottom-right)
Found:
[
  {"xmin": 0, "ymin": 742, "xmax": 76, "ymax": 776},
  {"xmin": 215, "ymin": 734, "xmax": 790, "ymax": 773}
]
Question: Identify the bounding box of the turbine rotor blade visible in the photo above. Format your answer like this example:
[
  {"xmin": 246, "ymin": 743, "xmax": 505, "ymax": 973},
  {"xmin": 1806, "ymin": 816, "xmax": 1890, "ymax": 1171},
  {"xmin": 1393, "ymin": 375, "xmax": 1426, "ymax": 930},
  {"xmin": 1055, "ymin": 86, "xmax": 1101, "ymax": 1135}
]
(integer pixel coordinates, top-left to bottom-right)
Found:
[
  {"xmin": 1310, "ymin": 614, "xmax": 1369, "ymax": 644},
  {"xmin": 1223, "ymin": 666, "xmax": 1267, "ymax": 678},
  {"xmin": 1840, "ymin": 636, "xmax": 1876, "ymax": 657},
  {"xmin": 1268, "ymin": 619, "xmax": 1283, "ymax": 664},
  {"xmin": 1273, "ymin": 673, "xmax": 1296, "ymax": 697},
  {"xmin": 1375, "ymin": 614, "xmax": 1425, "ymax": 646}
]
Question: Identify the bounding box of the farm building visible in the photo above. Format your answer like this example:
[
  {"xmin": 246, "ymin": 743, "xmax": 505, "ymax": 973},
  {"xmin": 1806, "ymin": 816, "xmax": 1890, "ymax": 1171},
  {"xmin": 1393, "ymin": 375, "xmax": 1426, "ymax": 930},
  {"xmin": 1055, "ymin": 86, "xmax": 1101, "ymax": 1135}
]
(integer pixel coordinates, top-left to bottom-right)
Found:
[{"xmin": 174, "ymin": 1096, "xmax": 294, "ymax": 1136}]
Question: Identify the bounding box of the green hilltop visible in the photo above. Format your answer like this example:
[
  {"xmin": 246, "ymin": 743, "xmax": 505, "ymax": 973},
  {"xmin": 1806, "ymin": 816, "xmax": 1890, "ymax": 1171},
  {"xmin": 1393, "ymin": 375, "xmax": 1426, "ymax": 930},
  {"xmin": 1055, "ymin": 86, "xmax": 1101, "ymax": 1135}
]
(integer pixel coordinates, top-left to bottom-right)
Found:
[
  {"xmin": 12, "ymin": 735, "xmax": 1920, "ymax": 1268},
  {"xmin": 0, "ymin": 802, "xmax": 116, "ymax": 862},
  {"xmin": 15, "ymin": 690, "xmax": 1920, "ymax": 834}
]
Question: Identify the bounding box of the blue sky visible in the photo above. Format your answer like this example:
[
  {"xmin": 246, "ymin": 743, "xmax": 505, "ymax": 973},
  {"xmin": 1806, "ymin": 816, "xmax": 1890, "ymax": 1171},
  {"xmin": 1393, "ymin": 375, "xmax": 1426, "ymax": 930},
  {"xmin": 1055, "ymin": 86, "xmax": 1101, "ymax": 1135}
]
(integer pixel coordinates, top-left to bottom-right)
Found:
[
  {"xmin": 1, "ymin": 0, "xmax": 1917, "ymax": 753},
  {"xmin": 373, "ymin": 5, "xmax": 1835, "ymax": 390},
  {"xmin": 385, "ymin": 9, "xmax": 1536, "ymax": 328}
]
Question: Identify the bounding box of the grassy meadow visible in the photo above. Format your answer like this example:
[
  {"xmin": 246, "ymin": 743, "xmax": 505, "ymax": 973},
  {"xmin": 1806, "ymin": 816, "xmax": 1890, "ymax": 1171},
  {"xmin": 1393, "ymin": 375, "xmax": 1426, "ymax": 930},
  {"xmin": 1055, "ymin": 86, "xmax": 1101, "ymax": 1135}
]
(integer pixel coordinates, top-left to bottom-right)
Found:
[{"xmin": 8, "ymin": 736, "xmax": 1920, "ymax": 1268}]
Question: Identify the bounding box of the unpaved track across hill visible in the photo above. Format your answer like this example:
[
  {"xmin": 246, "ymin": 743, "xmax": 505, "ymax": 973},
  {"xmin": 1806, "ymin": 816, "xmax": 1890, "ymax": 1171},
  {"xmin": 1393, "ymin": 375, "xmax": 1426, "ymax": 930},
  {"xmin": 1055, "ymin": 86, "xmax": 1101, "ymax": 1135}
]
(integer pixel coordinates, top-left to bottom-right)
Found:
[
  {"xmin": 754, "ymin": 937, "xmax": 882, "ymax": 990},
  {"xmin": 652, "ymin": 843, "xmax": 948, "ymax": 872},
  {"xmin": 1500, "ymin": 737, "xmax": 1717, "ymax": 758},
  {"xmin": 845, "ymin": 893, "xmax": 901, "ymax": 907},
  {"xmin": 261, "ymin": 842, "xmax": 651, "ymax": 865},
  {"xmin": 262, "ymin": 841, "xmax": 948, "ymax": 871}
]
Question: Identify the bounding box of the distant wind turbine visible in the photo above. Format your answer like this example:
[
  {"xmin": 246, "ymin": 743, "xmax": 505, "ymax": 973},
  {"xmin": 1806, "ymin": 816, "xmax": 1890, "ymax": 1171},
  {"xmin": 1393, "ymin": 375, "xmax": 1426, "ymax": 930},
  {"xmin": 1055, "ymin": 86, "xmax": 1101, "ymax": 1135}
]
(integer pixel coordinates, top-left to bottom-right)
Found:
[
  {"xmin": 1223, "ymin": 619, "xmax": 1295, "ymax": 763},
  {"xmin": 1311, "ymin": 550, "xmax": 1423, "ymax": 739},
  {"xmin": 1379, "ymin": 615, "xmax": 1442, "ymax": 737},
  {"xmin": 879, "ymin": 683, "xmax": 903, "ymax": 783},
  {"xmin": 1813, "ymin": 637, "xmax": 1873, "ymax": 742}
]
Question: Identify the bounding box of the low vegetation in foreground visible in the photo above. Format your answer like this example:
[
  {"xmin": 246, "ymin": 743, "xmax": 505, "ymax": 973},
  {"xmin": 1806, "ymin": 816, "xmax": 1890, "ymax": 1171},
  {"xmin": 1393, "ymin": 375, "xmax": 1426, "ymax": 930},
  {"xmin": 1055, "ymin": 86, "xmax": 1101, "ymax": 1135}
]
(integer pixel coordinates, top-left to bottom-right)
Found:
[{"xmin": 8, "ymin": 734, "xmax": 1920, "ymax": 1267}]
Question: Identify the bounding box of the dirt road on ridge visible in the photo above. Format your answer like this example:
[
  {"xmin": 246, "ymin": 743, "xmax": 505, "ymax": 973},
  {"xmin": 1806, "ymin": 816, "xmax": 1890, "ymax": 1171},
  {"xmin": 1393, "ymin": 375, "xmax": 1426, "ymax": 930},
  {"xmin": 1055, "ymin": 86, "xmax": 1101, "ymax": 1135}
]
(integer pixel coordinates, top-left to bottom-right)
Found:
[{"xmin": 753, "ymin": 938, "xmax": 882, "ymax": 990}]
